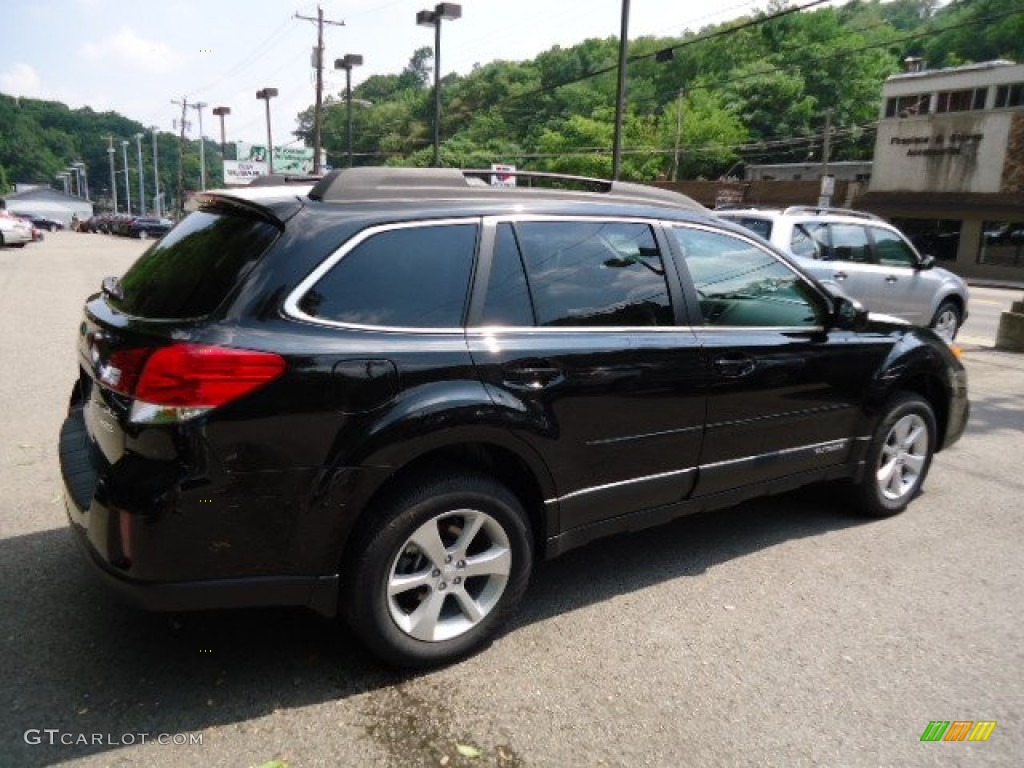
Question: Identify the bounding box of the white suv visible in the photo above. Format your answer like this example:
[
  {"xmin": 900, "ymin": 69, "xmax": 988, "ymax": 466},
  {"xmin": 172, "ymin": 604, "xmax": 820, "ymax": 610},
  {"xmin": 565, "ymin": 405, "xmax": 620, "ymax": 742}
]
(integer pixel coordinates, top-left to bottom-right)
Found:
[{"xmin": 717, "ymin": 206, "xmax": 969, "ymax": 340}]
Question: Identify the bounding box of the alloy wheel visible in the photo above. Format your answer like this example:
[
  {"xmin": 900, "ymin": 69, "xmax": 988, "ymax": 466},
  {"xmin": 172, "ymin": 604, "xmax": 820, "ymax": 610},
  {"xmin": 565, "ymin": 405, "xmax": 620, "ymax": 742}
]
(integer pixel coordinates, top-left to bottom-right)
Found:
[{"xmin": 386, "ymin": 509, "xmax": 511, "ymax": 642}]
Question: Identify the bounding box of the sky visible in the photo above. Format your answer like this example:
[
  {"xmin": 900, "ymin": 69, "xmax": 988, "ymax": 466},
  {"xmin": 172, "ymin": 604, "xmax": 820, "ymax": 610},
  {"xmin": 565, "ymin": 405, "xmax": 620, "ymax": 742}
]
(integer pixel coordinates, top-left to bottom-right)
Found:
[{"xmin": 3, "ymin": 0, "xmax": 794, "ymax": 151}]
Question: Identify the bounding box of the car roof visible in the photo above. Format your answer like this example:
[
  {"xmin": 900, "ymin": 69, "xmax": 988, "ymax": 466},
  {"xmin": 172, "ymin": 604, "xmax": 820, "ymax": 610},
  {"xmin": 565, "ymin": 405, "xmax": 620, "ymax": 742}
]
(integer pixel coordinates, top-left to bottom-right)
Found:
[
  {"xmin": 717, "ymin": 205, "xmax": 885, "ymax": 224},
  {"xmin": 306, "ymin": 167, "xmax": 706, "ymax": 212},
  {"xmin": 197, "ymin": 168, "xmax": 712, "ymax": 228}
]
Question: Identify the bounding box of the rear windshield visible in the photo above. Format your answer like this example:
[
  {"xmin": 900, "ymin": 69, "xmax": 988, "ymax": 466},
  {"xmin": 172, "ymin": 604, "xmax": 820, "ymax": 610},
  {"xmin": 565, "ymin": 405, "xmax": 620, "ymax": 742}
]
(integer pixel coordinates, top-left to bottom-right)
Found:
[
  {"xmin": 109, "ymin": 210, "xmax": 280, "ymax": 319},
  {"xmin": 722, "ymin": 215, "xmax": 773, "ymax": 241}
]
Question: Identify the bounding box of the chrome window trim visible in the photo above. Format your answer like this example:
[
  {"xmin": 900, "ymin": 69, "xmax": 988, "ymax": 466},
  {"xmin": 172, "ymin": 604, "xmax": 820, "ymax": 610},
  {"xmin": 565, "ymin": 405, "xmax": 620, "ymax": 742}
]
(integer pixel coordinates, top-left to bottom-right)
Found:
[
  {"xmin": 282, "ymin": 213, "xmax": 830, "ymax": 334},
  {"xmin": 281, "ymin": 216, "xmax": 482, "ymax": 334}
]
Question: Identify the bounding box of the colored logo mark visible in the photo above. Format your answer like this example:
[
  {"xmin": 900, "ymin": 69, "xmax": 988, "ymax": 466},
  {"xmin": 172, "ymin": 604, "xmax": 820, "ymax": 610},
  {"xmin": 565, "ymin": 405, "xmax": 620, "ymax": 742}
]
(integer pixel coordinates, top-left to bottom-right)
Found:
[{"xmin": 920, "ymin": 721, "xmax": 997, "ymax": 742}]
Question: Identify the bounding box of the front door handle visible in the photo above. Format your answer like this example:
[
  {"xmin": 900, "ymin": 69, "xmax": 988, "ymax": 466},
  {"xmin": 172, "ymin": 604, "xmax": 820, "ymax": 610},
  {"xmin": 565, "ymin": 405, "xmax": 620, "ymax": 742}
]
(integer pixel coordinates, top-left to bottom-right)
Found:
[
  {"xmin": 833, "ymin": 271, "xmax": 848, "ymax": 281},
  {"xmin": 502, "ymin": 366, "xmax": 565, "ymax": 391},
  {"xmin": 885, "ymin": 274, "xmax": 899, "ymax": 284},
  {"xmin": 713, "ymin": 354, "xmax": 756, "ymax": 378}
]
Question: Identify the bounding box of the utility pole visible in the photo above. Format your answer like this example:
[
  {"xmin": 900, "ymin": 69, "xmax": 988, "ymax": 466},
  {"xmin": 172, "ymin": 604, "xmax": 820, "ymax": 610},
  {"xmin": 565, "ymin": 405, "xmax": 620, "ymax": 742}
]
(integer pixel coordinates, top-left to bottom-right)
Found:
[
  {"xmin": 611, "ymin": 0, "xmax": 631, "ymax": 180},
  {"xmin": 822, "ymin": 108, "xmax": 833, "ymax": 179},
  {"xmin": 190, "ymin": 102, "xmax": 208, "ymax": 190},
  {"xmin": 820, "ymin": 108, "xmax": 834, "ymax": 207},
  {"xmin": 171, "ymin": 97, "xmax": 189, "ymax": 218},
  {"xmin": 671, "ymin": 89, "xmax": 684, "ymax": 182},
  {"xmin": 149, "ymin": 126, "xmax": 161, "ymax": 217},
  {"xmin": 295, "ymin": 5, "xmax": 345, "ymax": 174},
  {"xmin": 104, "ymin": 135, "xmax": 117, "ymax": 213}
]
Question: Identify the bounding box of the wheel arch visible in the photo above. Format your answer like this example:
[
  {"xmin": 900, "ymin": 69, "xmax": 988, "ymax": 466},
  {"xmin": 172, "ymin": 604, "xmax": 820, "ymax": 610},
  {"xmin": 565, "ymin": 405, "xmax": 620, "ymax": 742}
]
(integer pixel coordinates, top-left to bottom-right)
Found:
[
  {"xmin": 884, "ymin": 371, "xmax": 951, "ymax": 452},
  {"xmin": 335, "ymin": 434, "xmax": 557, "ymax": 578}
]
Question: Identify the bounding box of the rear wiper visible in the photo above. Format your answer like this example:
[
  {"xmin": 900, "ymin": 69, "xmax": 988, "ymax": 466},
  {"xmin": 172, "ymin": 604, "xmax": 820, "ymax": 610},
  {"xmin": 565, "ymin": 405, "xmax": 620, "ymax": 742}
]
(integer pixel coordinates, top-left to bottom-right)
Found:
[{"xmin": 101, "ymin": 275, "xmax": 124, "ymax": 301}]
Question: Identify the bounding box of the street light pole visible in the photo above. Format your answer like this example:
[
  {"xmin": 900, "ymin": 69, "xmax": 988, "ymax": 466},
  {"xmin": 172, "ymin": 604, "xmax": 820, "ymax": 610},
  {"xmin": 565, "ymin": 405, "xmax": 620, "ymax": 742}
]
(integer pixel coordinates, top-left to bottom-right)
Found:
[
  {"xmin": 65, "ymin": 167, "xmax": 79, "ymax": 196},
  {"xmin": 212, "ymin": 106, "xmax": 231, "ymax": 159},
  {"xmin": 417, "ymin": 3, "xmax": 461, "ymax": 168},
  {"xmin": 134, "ymin": 133, "xmax": 145, "ymax": 216},
  {"xmin": 121, "ymin": 140, "xmax": 132, "ymax": 214},
  {"xmin": 105, "ymin": 136, "xmax": 117, "ymax": 213},
  {"xmin": 256, "ymin": 88, "xmax": 279, "ymax": 174},
  {"xmin": 149, "ymin": 127, "xmax": 161, "ymax": 217},
  {"xmin": 335, "ymin": 54, "xmax": 364, "ymax": 167},
  {"xmin": 56, "ymin": 173, "xmax": 69, "ymax": 195},
  {"xmin": 74, "ymin": 161, "xmax": 89, "ymax": 201}
]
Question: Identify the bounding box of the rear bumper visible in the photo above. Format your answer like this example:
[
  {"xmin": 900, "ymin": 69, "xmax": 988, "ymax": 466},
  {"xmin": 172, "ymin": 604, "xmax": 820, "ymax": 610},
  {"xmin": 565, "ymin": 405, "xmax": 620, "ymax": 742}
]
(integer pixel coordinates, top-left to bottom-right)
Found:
[{"xmin": 60, "ymin": 406, "xmax": 339, "ymax": 617}]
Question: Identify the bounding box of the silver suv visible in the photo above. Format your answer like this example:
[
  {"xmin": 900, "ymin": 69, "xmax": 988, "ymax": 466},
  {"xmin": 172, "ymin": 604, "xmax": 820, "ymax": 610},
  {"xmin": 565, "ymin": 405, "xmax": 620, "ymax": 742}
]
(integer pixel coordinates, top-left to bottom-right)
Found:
[{"xmin": 717, "ymin": 206, "xmax": 969, "ymax": 340}]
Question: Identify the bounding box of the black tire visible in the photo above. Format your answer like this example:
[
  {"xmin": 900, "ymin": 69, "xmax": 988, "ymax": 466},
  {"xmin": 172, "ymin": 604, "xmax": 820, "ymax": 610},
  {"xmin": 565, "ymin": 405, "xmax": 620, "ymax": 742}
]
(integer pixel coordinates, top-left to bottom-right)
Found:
[
  {"xmin": 930, "ymin": 300, "xmax": 961, "ymax": 341},
  {"xmin": 344, "ymin": 469, "xmax": 533, "ymax": 668},
  {"xmin": 853, "ymin": 393, "xmax": 936, "ymax": 518}
]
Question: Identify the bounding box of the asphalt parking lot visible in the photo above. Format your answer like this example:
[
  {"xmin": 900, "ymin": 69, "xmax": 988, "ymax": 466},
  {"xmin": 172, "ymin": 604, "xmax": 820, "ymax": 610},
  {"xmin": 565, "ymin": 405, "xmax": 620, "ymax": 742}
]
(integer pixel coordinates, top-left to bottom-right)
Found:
[{"xmin": 1, "ymin": 231, "xmax": 1022, "ymax": 767}]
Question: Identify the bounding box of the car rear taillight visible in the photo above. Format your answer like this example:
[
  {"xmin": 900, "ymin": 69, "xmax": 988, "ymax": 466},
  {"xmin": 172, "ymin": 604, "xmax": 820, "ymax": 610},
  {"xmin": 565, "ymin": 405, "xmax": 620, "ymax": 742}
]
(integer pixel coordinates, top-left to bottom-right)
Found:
[{"xmin": 102, "ymin": 343, "xmax": 285, "ymax": 424}]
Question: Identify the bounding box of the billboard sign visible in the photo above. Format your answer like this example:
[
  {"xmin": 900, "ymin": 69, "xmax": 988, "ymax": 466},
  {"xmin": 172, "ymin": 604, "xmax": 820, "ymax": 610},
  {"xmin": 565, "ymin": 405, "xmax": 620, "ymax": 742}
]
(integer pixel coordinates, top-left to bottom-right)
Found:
[
  {"xmin": 235, "ymin": 142, "xmax": 315, "ymax": 174},
  {"xmin": 223, "ymin": 160, "xmax": 268, "ymax": 185}
]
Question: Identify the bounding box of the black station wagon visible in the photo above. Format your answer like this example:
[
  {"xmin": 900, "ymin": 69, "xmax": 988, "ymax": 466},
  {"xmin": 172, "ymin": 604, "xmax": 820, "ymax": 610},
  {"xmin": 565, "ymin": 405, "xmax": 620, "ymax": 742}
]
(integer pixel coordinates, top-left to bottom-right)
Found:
[{"xmin": 60, "ymin": 168, "xmax": 969, "ymax": 667}]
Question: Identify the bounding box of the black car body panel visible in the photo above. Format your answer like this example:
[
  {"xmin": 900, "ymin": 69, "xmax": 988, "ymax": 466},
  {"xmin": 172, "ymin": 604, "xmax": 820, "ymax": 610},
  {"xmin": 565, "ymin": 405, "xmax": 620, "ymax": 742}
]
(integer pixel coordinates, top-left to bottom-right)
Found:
[{"xmin": 60, "ymin": 169, "xmax": 969, "ymax": 624}]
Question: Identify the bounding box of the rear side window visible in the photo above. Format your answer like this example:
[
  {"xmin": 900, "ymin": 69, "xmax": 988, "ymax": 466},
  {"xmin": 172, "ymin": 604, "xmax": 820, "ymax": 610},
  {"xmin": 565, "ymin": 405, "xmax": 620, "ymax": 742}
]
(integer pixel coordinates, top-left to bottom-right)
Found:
[
  {"xmin": 723, "ymin": 215, "xmax": 773, "ymax": 241},
  {"xmin": 111, "ymin": 210, "xmax": 279, "ymax": 319},
  {"xmin": 791, "ymin": 222, "xmax": 829, "ymax": 259},
  {"xmin": 830, "ymin": 224, "xmax": 873, "ymax": 264},
  {"xmin": 514, "ymin": 221, "xmax": 673, "ymax": 327},
  {"xmin": 298, "ymin": 223, "xmax": 477, "ymax": 327}
]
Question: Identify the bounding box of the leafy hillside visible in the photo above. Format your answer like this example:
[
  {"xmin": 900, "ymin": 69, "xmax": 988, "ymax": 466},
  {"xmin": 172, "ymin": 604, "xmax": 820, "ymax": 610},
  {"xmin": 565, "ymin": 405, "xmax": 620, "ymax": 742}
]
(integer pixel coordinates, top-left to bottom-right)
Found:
[
  {"xmin": 0, "ymin": 97, "xmax": 216, "ymax": 210},
  {"xmin": 304, "ymin": 0, "xmax": 1024, "ymax": 178},
  {"xmin": 2, "ymin": 0, "xmax": 1022, "ymax": 203}
]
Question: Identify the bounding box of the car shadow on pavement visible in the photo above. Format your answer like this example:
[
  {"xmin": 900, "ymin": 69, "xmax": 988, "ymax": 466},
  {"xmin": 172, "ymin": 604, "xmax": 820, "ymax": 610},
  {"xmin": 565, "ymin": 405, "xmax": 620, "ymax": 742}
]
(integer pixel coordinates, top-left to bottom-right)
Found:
[{"xmin": 2, "ymin": 489, "xmax": 868, "ymax": 765}]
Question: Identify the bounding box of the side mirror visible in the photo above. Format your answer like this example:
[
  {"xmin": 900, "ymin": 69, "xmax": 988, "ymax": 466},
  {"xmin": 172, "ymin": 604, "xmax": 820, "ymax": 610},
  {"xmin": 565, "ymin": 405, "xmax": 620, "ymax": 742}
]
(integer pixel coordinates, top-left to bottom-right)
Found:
[
  {"xmin": 917, "ymin": 254, "xmax": 936, "ymax": 270},
  {"xmin": 832, "ymin": 294, "xmax": 869, "ymax": 331}
]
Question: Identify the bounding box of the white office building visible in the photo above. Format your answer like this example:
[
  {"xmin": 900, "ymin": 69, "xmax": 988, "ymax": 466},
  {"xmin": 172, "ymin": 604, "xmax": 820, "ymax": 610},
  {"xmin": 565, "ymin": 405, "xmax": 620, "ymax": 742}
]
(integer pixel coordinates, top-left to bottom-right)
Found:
[{"xmin": 857, "ymin": 59, "xmax": 1024, "ymax": 278}]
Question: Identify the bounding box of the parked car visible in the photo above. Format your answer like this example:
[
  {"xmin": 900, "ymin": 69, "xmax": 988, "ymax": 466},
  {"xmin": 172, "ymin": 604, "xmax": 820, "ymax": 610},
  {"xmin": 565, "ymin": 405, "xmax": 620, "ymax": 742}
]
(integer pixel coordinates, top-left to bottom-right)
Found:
[
  {"xmin": 0, "ymin": 212, "xmax": 33, "ymax": 247},
  {"xmin": 716, "ymin": 206, "xmax": 969, "ymax": 341},
  {"xmin": 128, "ymin": 216, "xmax": 173, "ymax": 239},
  {"xmin": 18, "ymin": 212, "xmax": 63, "ymax": 232},
  {"xmin": 60, "ymin": 168, "xmax": 969, "ymax": 667}
]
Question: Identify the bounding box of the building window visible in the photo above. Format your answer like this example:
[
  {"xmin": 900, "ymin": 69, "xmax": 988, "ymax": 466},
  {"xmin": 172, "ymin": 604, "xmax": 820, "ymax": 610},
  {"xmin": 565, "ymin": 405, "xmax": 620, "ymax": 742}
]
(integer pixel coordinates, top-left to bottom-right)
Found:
[
  {"xmin": 979, "ymin": 222, "xmax": 1024, "ymax": 268},
  {"xmin": 936, "ymin": 88, "xmax": 986, "ymax": 113},
  {"xmin": 891, "ymin": 218, "xmax": 961, "ymax": 262},
  {"xmin": 995, "ymin": 83, "xmax": 1024, "ymax": 108},
  {"xmin": 886, "ymin": 94, "xmax": 929, "ymax": 117}
]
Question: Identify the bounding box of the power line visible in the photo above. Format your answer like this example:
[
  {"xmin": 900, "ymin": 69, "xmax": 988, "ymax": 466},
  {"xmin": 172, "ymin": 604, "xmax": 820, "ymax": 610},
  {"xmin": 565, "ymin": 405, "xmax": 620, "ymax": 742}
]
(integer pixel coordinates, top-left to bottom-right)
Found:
[{"xmin": 493, "ymin": 0, "xmax": 833, "ymax": 109}]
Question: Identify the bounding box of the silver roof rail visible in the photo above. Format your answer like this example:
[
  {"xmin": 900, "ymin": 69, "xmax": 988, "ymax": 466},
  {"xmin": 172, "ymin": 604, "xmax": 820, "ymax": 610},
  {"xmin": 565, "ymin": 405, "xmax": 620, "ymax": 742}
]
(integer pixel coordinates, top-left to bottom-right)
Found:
[
  {"xmin": 307, "ymin": 167, "xmax": 705, "ymax": 210},
  {"xmin": 781, "ymin": 205, "xmax": 882, "ymax": 221}
]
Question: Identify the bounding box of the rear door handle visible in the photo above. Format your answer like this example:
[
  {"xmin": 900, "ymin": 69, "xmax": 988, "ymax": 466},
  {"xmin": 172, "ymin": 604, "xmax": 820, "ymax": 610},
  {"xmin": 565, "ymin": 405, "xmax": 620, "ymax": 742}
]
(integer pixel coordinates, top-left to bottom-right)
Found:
[
  {"xmin": 502, "ymin": 366, "xmax": 565, "ymax": 391},
  {"xmin": 885, "ymin": 274, "xmax": 898, "ymax": 284},
  {"xmin": 713, "ymin": 355, "xmax": 756, "ymax": 378},
  {"xmin": 833, "ymin": 271, "xmax": 848, "ymax": 281}
]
